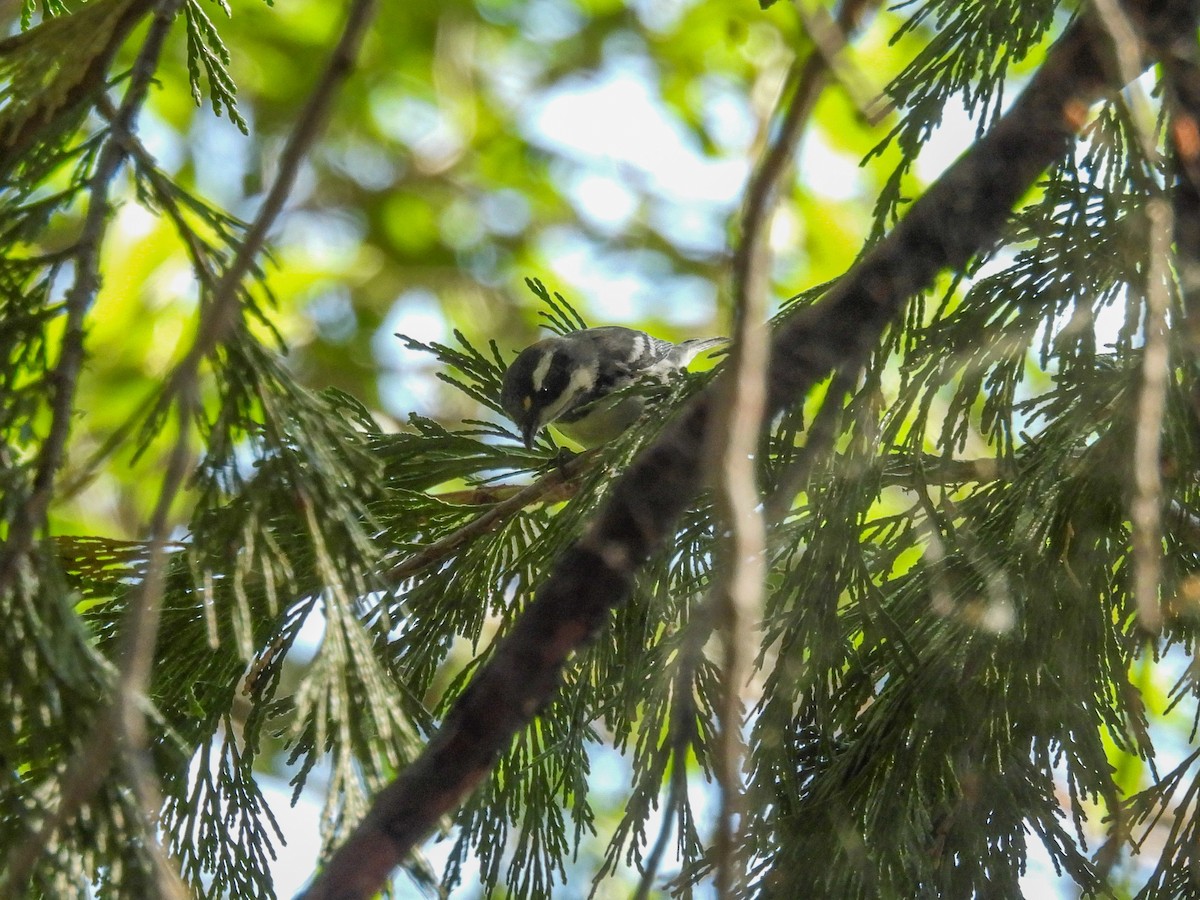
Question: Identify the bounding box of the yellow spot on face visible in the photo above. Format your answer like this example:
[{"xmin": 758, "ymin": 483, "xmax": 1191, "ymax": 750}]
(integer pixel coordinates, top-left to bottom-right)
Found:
[{"xmin": 522, "ymin": 395, "xmax": 532, "ymax": 411}]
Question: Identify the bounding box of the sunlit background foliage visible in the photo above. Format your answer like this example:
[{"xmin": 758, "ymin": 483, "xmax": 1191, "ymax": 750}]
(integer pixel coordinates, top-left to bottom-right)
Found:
[{"xmin": 65, "ymin": 0, "xmax": 907, "ymax": 520}]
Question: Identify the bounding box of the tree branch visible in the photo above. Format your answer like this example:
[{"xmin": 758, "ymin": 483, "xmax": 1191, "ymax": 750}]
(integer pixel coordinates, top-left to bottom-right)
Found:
[
  {"xmin": 1159, "ymin": 2, "xmax": 1200, "ymax": 465},
  {"xmin": 0, "ymin": 0, "xmax": 167, "ymax": 597},
  {"xmin": 1094, "ymin": 0, "xmax": 1174, "ymax": 636},
  {"xmin": 706, "ymin": 1, "xmax": 878, "ymax": 890},
  {"xmin": 430, "ymin": 480, "xmax": 581, "ymax": 506},
  {"xmin": 298, "ymin": 5, "xmax": 1143, "ymax": 897},
  {"xmin": 383, "ymin": 450, "xmax": 600, "ymax": 586},
  {"xmin": 0, "ymin": 1, "xmax": 185, "ymax": 891},
  {"xmin": 167, "ymin": 0, "xmax": 378, "ymax": 384}
]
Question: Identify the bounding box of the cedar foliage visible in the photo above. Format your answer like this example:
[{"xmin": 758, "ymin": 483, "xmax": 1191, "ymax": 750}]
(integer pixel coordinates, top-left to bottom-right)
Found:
[{"xmin": 2, "ymin": 0, "xmax": 1199, "ymax": 898}]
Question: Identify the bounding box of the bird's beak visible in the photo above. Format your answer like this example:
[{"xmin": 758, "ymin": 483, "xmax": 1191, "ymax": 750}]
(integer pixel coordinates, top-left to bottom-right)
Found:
[{"xmin": 521, "ymin": 422, "xmax": 537, "ymax": 450}]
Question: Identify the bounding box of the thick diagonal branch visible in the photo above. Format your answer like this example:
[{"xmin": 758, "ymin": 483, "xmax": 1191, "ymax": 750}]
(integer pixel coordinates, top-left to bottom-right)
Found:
[{"xmin": 299, "ymin": 6, "xmax": 1137, "ymax": 898}]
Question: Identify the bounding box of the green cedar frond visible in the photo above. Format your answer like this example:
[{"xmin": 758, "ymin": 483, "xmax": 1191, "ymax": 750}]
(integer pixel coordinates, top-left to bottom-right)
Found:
[
  {"xmin": 0, "ymin": 551, "xmax": 171, "ymax": 897},
  {"xmin": 182, "ymin": 0, "xmax": 248, "ymax": 133},
  {"xmin": 525, "ymin": 276, "xmax": 590, "ymax": 334},
  {"xmin": 398, "ymin": 330, "xmax": 509, "ymax": 417},
  {"xmin": 0, "ymin": 0, "xmax": 150, "ymax": 182},
  {"xmin": 1125, "ymin": 748, "xmax": 1200, "ymax": 899},
  {"xmin": 21, "ymin": 0, "xmax": 71, "ymax": 28},
  {"xmin": 9, "ymin": 1, "xmax": 1200, "ymax": 897},
  {"xmin": 868, "ymin": 0, "xmax": 1064, "ymax": 231}
]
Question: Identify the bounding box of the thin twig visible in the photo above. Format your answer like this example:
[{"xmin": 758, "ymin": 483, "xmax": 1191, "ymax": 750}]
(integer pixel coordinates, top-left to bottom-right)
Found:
[
  {"xmin": 169, "ymin": 0, "xmax": 378, "ymax": 378},
  {"xmin": 706, "ymin": 94, "xmax": 773, "ymax": 900},
  {"xmin": 1130, "ymin": 197, "xmax": 1173, "ymax": 634},
  {"xmin": 793, "ymin": 0, "xmax": 890, "ymax": 125},
  {"xmin": 706, "ymin": 2, "xmax": 878, "ymax": 892},
  {"xmin": 633, "ymin": 738, "xmax": 688, "ymax": 900},
  {"xmin": 1092, "ymin": 0, "xmax": 1171, "ymax": 633},
  {"xmin": 56, "ymin": 95, "xmax": 222, "ymax": 502},
  {"xmin": 0, "ymin": 0, "xmax": 170, "ymax": 597},
  {"xmin": 96, "ymin": 93, "xmax": 219, "ymax": 287},
  {"xmin": 115, "ymin": 388, "xmax": 197, "ymax": 900},
  {"xmin": 0, "ymin": 1, "xmax": 185, "ymax": 891},
  {"xmin": 432, "ymin": 479, "xmax": 581, "ymax": 507}
]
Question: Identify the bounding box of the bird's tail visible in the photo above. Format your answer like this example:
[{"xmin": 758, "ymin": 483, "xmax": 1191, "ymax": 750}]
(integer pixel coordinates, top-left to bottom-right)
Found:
[{"xmin": 675, "ymin": 336, "xmax": 727, "ymax": 365}]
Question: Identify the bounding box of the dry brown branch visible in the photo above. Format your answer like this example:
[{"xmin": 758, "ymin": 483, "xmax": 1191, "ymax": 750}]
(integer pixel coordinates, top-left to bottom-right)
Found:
[
  {"xmin": 706, "ymin": 0, "xmax": 878, "ymax": 889},
  {"xmin": 1093, "ymin": 0, "xmax": 1173, "ymax": 633},
  {"xmin": 431, "ymin": 479, "xmax": 581, "ymax": 507}
]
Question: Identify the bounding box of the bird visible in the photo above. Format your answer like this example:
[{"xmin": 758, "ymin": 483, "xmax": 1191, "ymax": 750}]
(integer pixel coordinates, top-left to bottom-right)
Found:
[{"xmin": 499, "ymin": 325, "xmax": 724, "ymax": 449}]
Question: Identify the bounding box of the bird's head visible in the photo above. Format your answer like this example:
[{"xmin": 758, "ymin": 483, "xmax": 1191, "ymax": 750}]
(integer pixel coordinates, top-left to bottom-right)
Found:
[{"xmin": 500, "ymin": 336, "xmax": 598, "ymax": 449}]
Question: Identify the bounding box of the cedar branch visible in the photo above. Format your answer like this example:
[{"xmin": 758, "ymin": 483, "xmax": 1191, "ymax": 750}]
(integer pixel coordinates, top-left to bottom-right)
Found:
[
  {"xmin": 0, "ymin": 0, "xmax": 164, "ymax": 597},
  {"xmin": 0, "ymin": 1, "xmax": 185, "ymax": 891},
  {"xmin": 299, "ymin": 5, "xmax": 1146, "ymax": 897},
  {"xmin": 384, "ymin": 451, "xmax": 600, "ymax": 586}
]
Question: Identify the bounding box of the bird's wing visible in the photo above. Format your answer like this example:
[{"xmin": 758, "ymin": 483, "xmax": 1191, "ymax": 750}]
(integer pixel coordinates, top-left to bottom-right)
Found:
[{"xmin": 576, "ymin": 327, "xmax": 670, "ymax": 380}]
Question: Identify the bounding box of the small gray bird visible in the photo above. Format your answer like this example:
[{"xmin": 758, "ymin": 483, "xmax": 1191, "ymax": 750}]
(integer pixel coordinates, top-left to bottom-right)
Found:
[{"xmin": 500, "ymin": 326, "xmax": 724, "ymax": 449}]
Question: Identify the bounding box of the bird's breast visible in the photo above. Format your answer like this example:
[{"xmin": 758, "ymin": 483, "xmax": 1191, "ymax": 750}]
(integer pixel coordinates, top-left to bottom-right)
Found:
[{"xmin": 555, "ymin": 395, "xmax": 645, "ymax": 447}]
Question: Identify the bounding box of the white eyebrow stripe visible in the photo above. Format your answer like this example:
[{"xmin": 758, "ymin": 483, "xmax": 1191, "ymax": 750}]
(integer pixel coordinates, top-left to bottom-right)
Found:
[
  {"xmin": 531, "ymin": 351, "xmax": 554, "ymax": 390},
  {"xmin": 568, "ymin": 357, "xmax": 598, "ymax": 394},
  {"xmin": 535, "ymin": 355, "xmax": 599, "ymax": 427}
]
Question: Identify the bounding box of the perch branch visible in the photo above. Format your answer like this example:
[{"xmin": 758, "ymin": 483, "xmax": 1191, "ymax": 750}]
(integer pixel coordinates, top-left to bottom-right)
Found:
[
  {"xmin": 1093, "ymin": 0, "xmax": 1172, "ymax": 635},
  {"xmin": 384, "ymin": 451, "xmax": 600, "ymax": 586}
]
